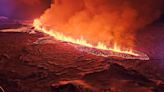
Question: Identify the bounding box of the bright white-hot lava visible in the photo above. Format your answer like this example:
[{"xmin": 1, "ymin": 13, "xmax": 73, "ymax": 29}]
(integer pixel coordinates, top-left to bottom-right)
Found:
[{"xmin": 33, "ymin": 19, "xmax": 140, "ymax": 56}]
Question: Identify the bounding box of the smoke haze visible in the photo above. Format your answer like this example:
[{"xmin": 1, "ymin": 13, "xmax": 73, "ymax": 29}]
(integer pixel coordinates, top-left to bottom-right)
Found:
[{"xmin": 38, "ymin": 0, "xmax": 164, "ymax": 48}]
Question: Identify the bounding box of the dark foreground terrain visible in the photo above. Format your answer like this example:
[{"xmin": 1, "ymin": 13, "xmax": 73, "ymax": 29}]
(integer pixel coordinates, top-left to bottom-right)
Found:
[{"xmin": 0, "ymin": 20, "xmax": 164, "ymax": 92}]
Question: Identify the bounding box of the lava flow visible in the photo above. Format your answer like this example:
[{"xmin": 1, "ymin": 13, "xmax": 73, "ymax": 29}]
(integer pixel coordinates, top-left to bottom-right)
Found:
[{"xmin": 33, "ymin": 19, "xmax": 149, "ymax": 60}]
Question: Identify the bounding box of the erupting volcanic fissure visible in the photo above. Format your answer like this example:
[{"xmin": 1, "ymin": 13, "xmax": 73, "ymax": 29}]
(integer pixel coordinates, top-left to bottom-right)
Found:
[
  {"xmin": 33, "ymin": 19, "xmax": 137, "ymax": 55},
  {"xmin": 31, "ymin": 0, "xmax": 164, "ymax": 60}
]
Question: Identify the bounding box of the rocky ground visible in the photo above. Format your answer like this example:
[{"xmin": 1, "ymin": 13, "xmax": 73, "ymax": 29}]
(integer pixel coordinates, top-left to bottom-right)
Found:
[
  {"xmin": 0, "ymin": 17, "xmax": 23, "ymax": 30},
  {"xmin": 0, "ymin": 19, "xmax": 164, "ymax": 92}
]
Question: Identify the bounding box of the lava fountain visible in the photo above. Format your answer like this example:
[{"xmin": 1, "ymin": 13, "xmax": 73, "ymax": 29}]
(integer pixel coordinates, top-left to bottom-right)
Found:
[{"xmin": 33, "ymin": 19, "xmax": 149, "ymax": 60}]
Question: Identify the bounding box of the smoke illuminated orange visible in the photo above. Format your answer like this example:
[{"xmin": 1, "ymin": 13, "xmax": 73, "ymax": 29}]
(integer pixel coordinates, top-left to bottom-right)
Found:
[{"xmin": 33, "ymin": 19, "xmax": 139, "ymax": 56}]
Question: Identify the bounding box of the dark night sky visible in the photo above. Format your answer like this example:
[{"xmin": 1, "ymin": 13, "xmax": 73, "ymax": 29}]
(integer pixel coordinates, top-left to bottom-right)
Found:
[{"xmin": 0, "ymin": 0, "xmax": 51, "ymax": 20}]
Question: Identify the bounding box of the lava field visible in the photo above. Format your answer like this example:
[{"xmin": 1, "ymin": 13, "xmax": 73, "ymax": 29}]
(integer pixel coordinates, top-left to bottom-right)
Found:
[{"xmin": 0, "ymin": 20, "xmax": 164, "ymax": 92}]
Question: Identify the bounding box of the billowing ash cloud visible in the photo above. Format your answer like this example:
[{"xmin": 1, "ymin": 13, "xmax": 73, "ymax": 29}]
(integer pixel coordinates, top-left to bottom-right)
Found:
[
  {"xmin": 0, "ymin": 0, "xmax": 51, "ymax": 19},
  {"xmin": 39, "ymin": 0, "xmax": 164, "ymax": 48}
]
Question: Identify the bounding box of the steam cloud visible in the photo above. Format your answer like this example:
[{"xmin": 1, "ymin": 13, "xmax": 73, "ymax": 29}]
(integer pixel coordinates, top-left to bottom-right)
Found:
[{"xmin": 38, "ymin": 0, "xmax": 164, "ymax": 48}]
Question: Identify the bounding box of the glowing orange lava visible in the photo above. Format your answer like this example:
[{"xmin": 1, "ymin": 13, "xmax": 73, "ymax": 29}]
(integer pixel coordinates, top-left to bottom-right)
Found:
[{"xmin": 33, "ymin": 19, "xmax": 139, "ymax": 56}]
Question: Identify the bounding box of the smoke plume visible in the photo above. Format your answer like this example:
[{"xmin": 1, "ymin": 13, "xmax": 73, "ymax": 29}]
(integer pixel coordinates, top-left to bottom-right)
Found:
[{"xmin": 38, "ymin": 0, "xmax": 164, "ymax": 48}]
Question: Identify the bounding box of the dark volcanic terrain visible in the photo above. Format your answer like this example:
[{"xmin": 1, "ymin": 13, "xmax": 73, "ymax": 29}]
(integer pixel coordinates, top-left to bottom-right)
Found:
[{"xmin": 0, "ymin": 20, "xmax": 164, "ymax": 92}]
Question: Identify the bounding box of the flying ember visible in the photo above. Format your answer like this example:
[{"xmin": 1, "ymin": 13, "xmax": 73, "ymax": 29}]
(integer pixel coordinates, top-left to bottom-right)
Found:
[{"xmin": 33, "ymin": 19, "xmax": 149, "ymax": 60}]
